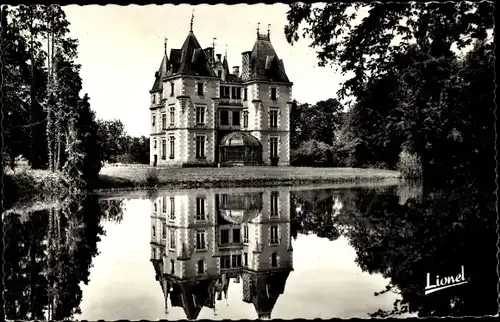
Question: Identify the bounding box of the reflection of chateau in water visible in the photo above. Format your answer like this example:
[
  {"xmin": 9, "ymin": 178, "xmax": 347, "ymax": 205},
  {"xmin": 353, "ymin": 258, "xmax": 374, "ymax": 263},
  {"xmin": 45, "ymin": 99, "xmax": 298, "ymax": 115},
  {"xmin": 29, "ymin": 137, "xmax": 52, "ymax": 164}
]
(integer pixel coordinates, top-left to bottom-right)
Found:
[{"xmin": 150, "ymin": 189, "xmax": 293, "ymax": 319}]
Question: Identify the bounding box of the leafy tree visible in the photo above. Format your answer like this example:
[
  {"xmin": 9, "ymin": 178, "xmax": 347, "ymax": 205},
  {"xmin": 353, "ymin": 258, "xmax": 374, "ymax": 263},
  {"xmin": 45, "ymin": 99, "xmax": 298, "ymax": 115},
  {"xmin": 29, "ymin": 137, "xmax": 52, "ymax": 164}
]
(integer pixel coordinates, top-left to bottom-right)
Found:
[
  {"xmin": 97, "ymin": 119, "xmax": 126, "ymax": 163},
  {"xmin": 291, "ymin": 139, "xmax": 333, "ymax": 167}
]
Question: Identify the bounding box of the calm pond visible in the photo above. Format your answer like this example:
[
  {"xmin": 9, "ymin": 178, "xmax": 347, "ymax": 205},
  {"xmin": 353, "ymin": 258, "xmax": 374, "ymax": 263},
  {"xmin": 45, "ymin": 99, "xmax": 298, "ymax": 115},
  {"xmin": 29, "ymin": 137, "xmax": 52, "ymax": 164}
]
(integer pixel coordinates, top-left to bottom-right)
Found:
[{"xmin": 3, "ymin": 181, "xmax": 497, "ymax": 320}]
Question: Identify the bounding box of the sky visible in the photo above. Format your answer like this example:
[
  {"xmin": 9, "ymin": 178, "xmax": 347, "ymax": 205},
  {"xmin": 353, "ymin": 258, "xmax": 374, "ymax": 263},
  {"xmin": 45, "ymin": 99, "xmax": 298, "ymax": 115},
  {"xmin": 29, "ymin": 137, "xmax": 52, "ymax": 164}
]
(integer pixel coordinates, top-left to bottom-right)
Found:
[{"xmin": 63, "ymin": 4, "xmax": 350, "ymax": 137}]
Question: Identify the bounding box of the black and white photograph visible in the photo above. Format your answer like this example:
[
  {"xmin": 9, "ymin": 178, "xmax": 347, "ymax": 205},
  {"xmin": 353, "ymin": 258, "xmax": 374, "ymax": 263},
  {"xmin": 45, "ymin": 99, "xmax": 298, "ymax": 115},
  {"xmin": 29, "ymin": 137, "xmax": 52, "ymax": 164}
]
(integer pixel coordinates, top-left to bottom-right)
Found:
[{"xmin": 1, "ymin": 1, "xmax": 497, "ymax": 320}]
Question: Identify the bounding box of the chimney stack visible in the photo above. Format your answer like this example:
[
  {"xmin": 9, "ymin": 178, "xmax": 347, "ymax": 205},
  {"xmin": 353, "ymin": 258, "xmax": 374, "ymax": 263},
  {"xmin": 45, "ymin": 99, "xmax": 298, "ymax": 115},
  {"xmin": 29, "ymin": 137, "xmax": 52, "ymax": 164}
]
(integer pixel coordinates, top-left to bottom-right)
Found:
[{"xmin": 232, "ymin": 66, "xmax": 240, "ymax": 76}]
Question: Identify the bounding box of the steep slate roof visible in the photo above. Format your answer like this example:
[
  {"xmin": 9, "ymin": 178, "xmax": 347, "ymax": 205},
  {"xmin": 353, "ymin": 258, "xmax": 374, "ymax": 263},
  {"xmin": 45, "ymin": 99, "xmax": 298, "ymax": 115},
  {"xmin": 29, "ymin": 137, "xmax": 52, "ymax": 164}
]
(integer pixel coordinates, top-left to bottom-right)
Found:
[
  {"xmin": 174, "ymin": 31, "xmax": 216, "ymax": 77},
  {"xmin": 168, "ymin": 279, "xmax": 217, "ymax": 320},
  {"xmin": 151, "ymin": 53, "xmax": 169, "ymax": 91},
  {"xmin": 249, "ymin": 34, "xmax": 290, "ymax": 83}
]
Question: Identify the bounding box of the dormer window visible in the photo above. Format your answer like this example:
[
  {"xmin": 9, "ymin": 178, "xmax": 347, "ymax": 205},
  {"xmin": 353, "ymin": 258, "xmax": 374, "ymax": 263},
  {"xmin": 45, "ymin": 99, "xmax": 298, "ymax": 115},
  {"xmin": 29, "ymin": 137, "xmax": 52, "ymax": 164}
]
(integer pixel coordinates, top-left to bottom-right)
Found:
[
  {"xmin": 218, "ymin": 70, "xmax": 222, "ymax": 78},
  {"xmin": 197, "ymin": 82, "xmax": 203, "ymax": 96},
  {"xmin": 271, "ymin": 87, "xmax": 277, "ymax": 100},
  {"xmin": 170, "ymin": 82, "xmax": 174, "ymax": 97}
]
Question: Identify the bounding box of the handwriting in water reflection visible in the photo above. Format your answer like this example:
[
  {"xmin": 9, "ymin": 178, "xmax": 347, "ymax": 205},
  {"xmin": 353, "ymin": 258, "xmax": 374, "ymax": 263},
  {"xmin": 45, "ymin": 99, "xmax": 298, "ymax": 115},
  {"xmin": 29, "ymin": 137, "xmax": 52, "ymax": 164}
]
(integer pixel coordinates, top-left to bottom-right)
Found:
[{"xmin": 425, "ymin": 265, "xmax": 468, "ymax": 295}]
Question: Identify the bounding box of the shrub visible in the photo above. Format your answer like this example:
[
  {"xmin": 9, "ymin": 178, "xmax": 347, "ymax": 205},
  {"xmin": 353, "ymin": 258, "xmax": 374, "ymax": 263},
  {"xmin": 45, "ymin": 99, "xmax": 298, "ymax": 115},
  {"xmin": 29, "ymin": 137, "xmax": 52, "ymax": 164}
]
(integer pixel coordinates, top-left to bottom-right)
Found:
[
  {"xmin": 397, "ymin": 150, "xmax": 423, "ymax": 179},
  {"xmin": 145, "ymin": 167, "xmax": 159, "ymax": 185},
  {"xmin": 291, "ymin": 139, "xmax": 333, "ymax": 167},
  {"xmin": 116, "ymin": 153, "xmax": 135, "ymax": 164}
]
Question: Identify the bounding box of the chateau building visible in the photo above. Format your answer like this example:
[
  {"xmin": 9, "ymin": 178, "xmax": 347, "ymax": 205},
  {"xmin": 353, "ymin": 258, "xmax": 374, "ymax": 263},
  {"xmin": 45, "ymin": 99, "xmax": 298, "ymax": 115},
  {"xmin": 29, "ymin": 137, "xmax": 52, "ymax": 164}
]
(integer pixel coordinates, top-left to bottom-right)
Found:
[
  {"xmin": 149, "ymin": 18, "xmax": 293, "ymax": 166},
  {"xmin": 150, "ymin": 187, "xmax": 294, "ymax": 319}
]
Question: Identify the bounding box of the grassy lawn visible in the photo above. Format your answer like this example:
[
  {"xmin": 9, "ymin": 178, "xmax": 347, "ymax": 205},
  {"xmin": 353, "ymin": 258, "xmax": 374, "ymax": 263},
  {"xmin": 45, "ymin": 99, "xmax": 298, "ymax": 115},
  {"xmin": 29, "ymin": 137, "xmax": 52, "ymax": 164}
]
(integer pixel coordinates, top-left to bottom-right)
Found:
[{"xmin": 98, "ymin": 165, "xmax": 401, "ymax": 190}]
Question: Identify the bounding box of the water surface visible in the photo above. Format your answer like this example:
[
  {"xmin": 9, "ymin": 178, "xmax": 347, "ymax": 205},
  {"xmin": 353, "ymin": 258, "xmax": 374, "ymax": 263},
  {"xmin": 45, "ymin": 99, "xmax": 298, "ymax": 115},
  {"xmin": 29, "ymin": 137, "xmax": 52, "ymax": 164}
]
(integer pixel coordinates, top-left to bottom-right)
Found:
[{"xmin": 3, "ymin": 181, "xmax": 497, "ymax": 319}]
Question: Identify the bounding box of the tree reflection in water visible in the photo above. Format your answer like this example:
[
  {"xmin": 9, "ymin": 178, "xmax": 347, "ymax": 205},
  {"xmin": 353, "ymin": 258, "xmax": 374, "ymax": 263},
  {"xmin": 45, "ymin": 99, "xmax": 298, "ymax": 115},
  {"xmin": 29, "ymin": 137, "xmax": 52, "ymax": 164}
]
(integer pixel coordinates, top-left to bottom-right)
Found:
[
  {"xmin": 290, "ymin": 182, "xmax": 497, "ymax": 317},
  {"xmin": 3, "ymin": 195, "xmax": 125, "ymax": 320}
]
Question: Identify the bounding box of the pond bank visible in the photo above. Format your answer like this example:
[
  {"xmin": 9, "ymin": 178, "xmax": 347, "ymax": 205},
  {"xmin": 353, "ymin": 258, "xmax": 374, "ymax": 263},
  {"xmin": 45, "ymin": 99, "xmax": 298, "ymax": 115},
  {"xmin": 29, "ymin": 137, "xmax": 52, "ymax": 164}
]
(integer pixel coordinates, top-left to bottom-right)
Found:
[{"xmin": 97, "ymin": 165, "xmax": 401, "ymax": 192}]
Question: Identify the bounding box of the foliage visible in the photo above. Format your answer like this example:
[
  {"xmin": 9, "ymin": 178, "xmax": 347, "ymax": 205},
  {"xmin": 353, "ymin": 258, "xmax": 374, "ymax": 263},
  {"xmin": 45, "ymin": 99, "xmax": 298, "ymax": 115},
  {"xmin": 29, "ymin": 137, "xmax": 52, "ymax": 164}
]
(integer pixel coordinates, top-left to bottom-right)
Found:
[
  {"xmin": 285, "ymin": 2, "xmax": 495, "ymax": 186},
  {"xmin": 291, "ymin": 139, "xmax": 333, "ymax": 167},
  {"xmin": 397, "ymin": 150, "xmax": 423, "ymax": 179}
]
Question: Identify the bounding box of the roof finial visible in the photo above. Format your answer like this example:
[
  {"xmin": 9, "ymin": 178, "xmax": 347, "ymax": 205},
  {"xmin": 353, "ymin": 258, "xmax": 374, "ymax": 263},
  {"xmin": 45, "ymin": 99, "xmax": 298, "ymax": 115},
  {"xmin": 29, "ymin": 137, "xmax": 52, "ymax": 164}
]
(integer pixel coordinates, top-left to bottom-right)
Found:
[
  {"xmin": 213, "ymin": 37, "xmax": 217, "ymax": 50},
  {"xmin": 268, "ymin": 24, "xmax": 271, "ymax": 38},
  {"xmin": 225, "ymin": 44, "xmax": 228, "ymax": 58},
  {"xmin": 190, "ymin": 10, "xmax": 194, "ymax": 32},
  {"xmin": 257, "ymin": 22, "xmax": 260, "ymax": 35},
  {"xmin": 164, "ymin": 37, "xmax": 168, "ymax": 55}
]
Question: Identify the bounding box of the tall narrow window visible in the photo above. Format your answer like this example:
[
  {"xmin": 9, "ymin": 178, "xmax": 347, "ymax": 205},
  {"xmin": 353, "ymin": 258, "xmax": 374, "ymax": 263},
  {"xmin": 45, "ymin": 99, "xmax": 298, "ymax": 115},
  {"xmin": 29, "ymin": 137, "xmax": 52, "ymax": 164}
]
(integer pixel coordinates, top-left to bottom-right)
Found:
[
  {"xmin": 270, "ymin": 110, "xmax": 278, "ymax": 128},
  {"xmin": 232, "ymin": 255, "xmax": 241, "ymax": 267},
  {"xmin": 170, "ymin": 259, "xmax": 175, "ymax": 274},
  {"xmin": 161, "ymin": 140, "xmax": 167, "ymax": 160},
  {"xmin": 270, "ymin": 137, "xmax": 278, "ymax": 158},
  {"xmin": 162, "ymin": 196, "xmax": 167, "ymax": 213},
  {"xmin": 220, "ymin": 110, "xmax": 229, "ymax": 126},
  {"xmin": 196, "ymin": 197, "xmax": 206, "ymax": 220},
  {"xmin": 196, "ymin": 106, "xmax": 205, "ymax": 125},
  {"xmin": 271, "ymin": 253, "xmax": 278, "ymax": 267},
  {"xmin": 270, "ymin": 192, "xmax": 279, "ymax": 217},
  {"xmin": 169, "ymin": 229, "xmax": 175, "ymax": 249},
  {"xmin": 169, "ymin": 197, "xmax": 175, "ymax": 220},
  {"xmin": 243, "ymin": 224, "xmax": 249, "ymax": 243},
  {"xmin": 233, "ymin": 228, "xmax": 241, "ymax": 243},
  {"xmin": 243, "ymin": 111, "xmax": 249, "ymax": 128},
  {"xmin": 270, "ymin": 225, "xmax": 279, "ymax": 245},
  {"xmin": 161, "ymin": 114, "xmax": 167, "ymax": 130},
  {"xmin": 196, "ymin": 136, "xmax": 205, "ymax": 159},
  {"xmin": 197, "ymin": 82, "xmax": 204, "ymax": 96},
  {"xmin": 152, "ymin": 115, "xmax": 156, "ymax": 127},
  {"xmin": 243, "ymin": 88, "xmax": 248, "ymax": 101},
  {"xmin": 153, "ymin": 140, "xmax": 157, "ymax": 149},
  {"xmin": 162, "ymin": 222, "xmax": 167, "ymax": 239},
  {"xmin": 170, "ymin": 82, "xmax": 174, "ymax": 96},
  {"xmin": 196, "ymin": 231, "xmax": 206, "ymax": 250},
  {"xmin": 232, "ymin": 111, "xmax": 240, "ymax": 126},
  {"xmin": 244, "ymin": 252, "xmax": 248, "ymax": 266},
  {"xmin": 198, "ymin": 260, "xmax": 204, "ymax": 274},
  {"xmin": 218, "ymin": 70, "xmax": 222, "ymax": 78},
  {"xmin": 220, "ymin": 229, "xmax": 229, "ymax": 244},
  {"xmin": 154, "ymin": 202, "xmax": 157, "ymax": 212},
  {"xmin": 271, "ymin": 87, "xmax": 277, "ymax": 100},
  {"xmin": 169, "ymin": 136, "xmax": 175, "ymax": 159},
  {"xmin": 152, "ymin": 94, "xmax": 156, "ymax": 104},
  {"xmin": 152, "ymin": 226, "xmax": 156, "ymax": 237},
  {"xmin": 169, "ymin": 107, "xmax": 175, "ymax": 126}
]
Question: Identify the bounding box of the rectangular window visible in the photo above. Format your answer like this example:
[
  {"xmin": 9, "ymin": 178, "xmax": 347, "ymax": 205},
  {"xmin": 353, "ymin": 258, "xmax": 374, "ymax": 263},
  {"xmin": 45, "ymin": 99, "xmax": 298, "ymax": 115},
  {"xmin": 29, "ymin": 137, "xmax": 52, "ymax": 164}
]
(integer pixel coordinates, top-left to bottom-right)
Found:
[
  {"xmin": 152, "ymin": 94, "xmax": 156, "ymax": 104},
  {"xmin": 198, "ymin": 260, "xmax": 204, "ymax": 274},
  {"xmin": 244, "ymin": 252, "xmax": 248, "ymax": 266},
  {"xmin": 243, "ymin": 225, "xmax": 249, "ymax": 243},
  {"xmin": 220, "ymin": 255, "xmax": 230, "ymax": 269},
  {"xmin": 196, "ymin": 230, "xmax": 206, "ymax": 250},
  {"xmin": 218, "ymin": 70, "xmax": 222, "ymax": 78},
  {"xmin": 161, "ymin": 140, "xmax": 167, "ymax": 160},
  {"xmin": 270, "ymin": 137, "xmax": 278, "ymax": 158},
  {"xmin": 196, "ymin": 198, "xmax": 206, "ymax": 220},
  {"xmin": 162, "ymin": 222, "xmax": 167, "ymax": 239},
  {"xmin": 170, "ymin": 82, "xmax": 174, "ymax": 96},
  {"xmin": 231, "ymin": 87, "xmax": 241, "ymax": 99},
  {"xmin": 154, "ymin": 202, "xmax": 157, "ymax": 212},
  {"xmin": 271, "ymin": 87, "xmax": 277, "ymax": 100},
  {"xmin": 152, "ymin": 225, "xmax": 156, "ymax": 237},
  {"xmin": 196, "ymin": 106, "xmax": 205, "ymax": 125},
  {"xmin": 220, "ymin": 86, "xmax": 230, "ymax": 98},
  {"xmin": 271, "ymin": 253, "xmax": 278, "ymax": 267},
  {"xmin": 243, "ymin": 111, "xmax": 249, "ymax": 128},
  {"xmin": 243, "ymin": 88, "xmax": 248, "ymax": 101},
  {"xmin": 220, "ymin": 110, "xmax": 229, "ymax": 126},
  {"xmin": 162, "ymin": 196, "xmax": 167, "ymax": 213},
  {"xmin": 161, "ymin": 114, "xmax": 167, "ymax": 130},
  {"xmin": 170, "ymin": 259, "xmax": 175, "ymax": 274},
  {"xmin": 169, "ymin": 197, "xmax": 175, "ymax": 220},
  {"xmin": 232, "ymin": 111, "xmax": 240, "ymax": 126},
  {"xmin": 232, "ymin": 254, "xmax": 241, "ymax": 267},
  {"xmin": 169, "ymin": 107, "xmax": 175, "ymax": 126},
  {"xmin": 220, "ymin": 229, "xmax": 229, "ymax": 244},
  {"xmin": 270, "ymin": 225, "xmax": 279, "ymax": 244},
  {"xmin": 270, "ymin": 110, "xmax": 278, "ymax": 128},
  {"xmin": 196, "ymin": 136, "xmax": 205, "ymax": 159},
  {"xmin": 169, "ymin": 229, "xmax": 176, "ymax": 249},
  {"xmin": 153, "ymin": 140, "xmax": 157, "ymax": 149},
  {"xmin": 233, "ymin": 228, "xmax": 241, "ymax": 243},
  {"xmin": 152, "ymin": 115, "xmax": 156, "ymax": 126},
  {"xmin": 270, "ymin": 192, "xmax": 279, "ymax": 217},
  {"xmin": 169, "ymin": 136, "xmax": 175, "ymax": 159},
  {"xmin": 197, "ymin": 82, "xmax": 204, "ymax": 96}
]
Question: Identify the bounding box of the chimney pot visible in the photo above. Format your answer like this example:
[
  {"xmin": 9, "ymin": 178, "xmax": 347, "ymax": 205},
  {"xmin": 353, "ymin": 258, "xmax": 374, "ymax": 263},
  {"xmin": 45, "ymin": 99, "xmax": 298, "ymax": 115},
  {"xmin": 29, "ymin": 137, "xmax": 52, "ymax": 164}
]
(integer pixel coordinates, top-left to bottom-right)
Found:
[{"xmin": 232, "ymin": 66, "xmax": 240, "ymax": 76}]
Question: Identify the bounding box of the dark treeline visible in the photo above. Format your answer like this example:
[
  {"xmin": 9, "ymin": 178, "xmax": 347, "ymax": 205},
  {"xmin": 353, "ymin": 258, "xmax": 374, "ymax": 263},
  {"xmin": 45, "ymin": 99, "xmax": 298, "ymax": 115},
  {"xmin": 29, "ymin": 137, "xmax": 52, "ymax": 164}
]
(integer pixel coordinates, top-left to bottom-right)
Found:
[
  {"xmin": 3, "ymin": 195, "xmax": 125, "ymax": 320},
  {"xmin": 1, "ymin": 5, "xmax": 149, "ymax": 192},
  {"xmin": 287, "ymin": 2, "xmax": 495, "ymax": 189},
  {"xmin": 290, "ymin": 184, "xmax": 497, "ymax": 317}
]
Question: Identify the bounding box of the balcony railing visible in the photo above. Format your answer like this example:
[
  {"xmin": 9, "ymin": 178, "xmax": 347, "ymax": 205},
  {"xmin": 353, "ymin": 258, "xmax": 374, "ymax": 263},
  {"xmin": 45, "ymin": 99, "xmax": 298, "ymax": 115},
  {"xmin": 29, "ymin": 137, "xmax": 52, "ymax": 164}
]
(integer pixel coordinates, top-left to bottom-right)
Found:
[{"xmin": 219, "ymin": 124, "xmax": 241, "ymax": 130}]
